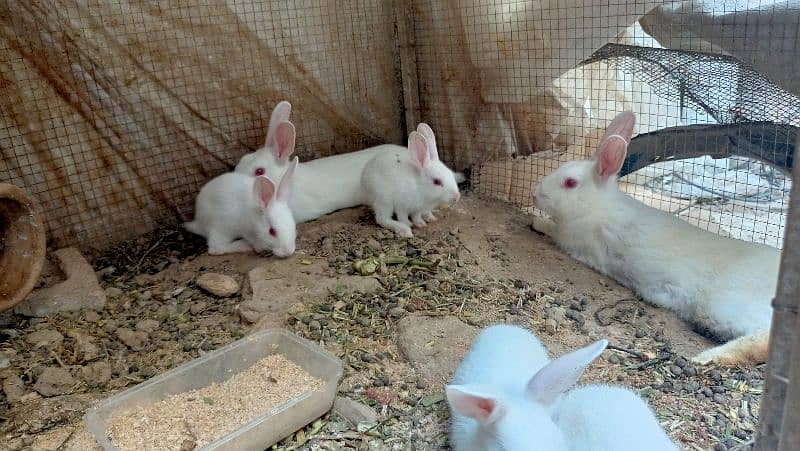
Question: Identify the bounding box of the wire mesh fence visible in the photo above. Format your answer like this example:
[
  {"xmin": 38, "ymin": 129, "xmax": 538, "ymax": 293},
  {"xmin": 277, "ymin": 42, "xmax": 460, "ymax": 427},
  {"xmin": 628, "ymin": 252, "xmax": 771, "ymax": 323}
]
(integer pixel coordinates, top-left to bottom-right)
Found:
[
  {"xmin": 0, "ymin": 0, "xmax": 403, "ymax": 251},
  {"xmin": 0, "ymin": 0, "xmax": 796, "ymax": 251}
]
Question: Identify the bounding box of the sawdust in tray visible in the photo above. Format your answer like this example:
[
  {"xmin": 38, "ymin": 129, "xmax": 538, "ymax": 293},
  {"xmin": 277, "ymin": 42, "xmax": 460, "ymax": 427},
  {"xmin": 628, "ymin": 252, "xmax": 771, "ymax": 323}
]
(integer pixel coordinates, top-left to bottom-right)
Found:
[{"xmin": 107, "ymin": 354, "xmax": 323, "ymax": 450}]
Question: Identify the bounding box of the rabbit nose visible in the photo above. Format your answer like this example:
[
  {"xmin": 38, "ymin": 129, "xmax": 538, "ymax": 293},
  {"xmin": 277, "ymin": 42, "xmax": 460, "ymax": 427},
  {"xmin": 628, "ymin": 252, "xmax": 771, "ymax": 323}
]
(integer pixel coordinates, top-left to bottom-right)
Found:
[{"xmin": 452, "ymin": 191, "xmax": 461, "ymax": 202}]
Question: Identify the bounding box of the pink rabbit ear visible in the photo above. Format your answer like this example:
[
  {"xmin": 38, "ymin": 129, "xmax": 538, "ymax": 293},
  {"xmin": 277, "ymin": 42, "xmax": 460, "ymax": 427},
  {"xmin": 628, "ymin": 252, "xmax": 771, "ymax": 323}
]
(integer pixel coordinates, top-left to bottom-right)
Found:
[
  {"xmin": 594, "ymin": 112, "xmax": 634, "ymax": 179},
  {"xmin": 599, "ymin": 111, "xmax": 635, "ymax": 144},
  {"xmin": 446, "ymin": 385, "xmax": 506, "ymax": 426},
  {"xmin": 595, "ymin": 135, "xmax": 628, "ymax": 179},
  {"xmin": 273, "ymin": 121, "xmax": 296, "ymax": 162},
  {"xmin": 265, "ymin": 100, "xmax": 292, "ymax": 149},
  {"xmin": 416, "ymin": 123, "xmax": 439, "ymax": 161},
  {"xmin": 408, "ymin": 131, "xmax": 429, "ymax": 170},
  {"xmin": 252, "ymin": 175, "xmax": 277, "ymax": 210}
]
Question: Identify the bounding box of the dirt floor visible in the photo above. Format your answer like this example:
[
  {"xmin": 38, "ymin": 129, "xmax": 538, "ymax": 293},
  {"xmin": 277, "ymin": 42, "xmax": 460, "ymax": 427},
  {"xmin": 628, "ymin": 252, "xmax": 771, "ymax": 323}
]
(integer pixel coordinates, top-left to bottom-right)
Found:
[{"xmin": 0, "ymin": 194, "xmax": 762, "ymax": 450}]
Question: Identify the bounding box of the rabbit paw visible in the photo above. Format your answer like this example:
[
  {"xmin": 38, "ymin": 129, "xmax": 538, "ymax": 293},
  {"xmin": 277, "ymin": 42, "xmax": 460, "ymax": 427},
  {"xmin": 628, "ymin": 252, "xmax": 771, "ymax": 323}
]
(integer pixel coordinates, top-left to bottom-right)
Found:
[
  {"xmin": 395, "ymin": 225, "xmax": 413, "ymax": 238},
  {"xmin": 412, "ymin": 213, "xmax": 427, "ymax": 228},
  {"xmin": 690, "ymin": 352, "xmax": 715, "ymax": 366},
  {"xmin": 531, "ymin": 216, "xmax": 555, "ymax": 236},
  {"xmin": 423, "ymin": 211, "xmax": 437, "ymax": 222},
  {"xmin": 208, "ymin": 239, "xmax": 254, "ymax": 255}
]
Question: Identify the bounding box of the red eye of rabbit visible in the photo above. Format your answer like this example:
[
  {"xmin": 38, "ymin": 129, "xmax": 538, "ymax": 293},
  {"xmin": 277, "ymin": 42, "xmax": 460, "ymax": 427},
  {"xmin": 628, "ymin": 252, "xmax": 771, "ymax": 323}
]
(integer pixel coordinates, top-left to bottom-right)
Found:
[
  {"xmin": 269, "ymin": 227, "xmax": 277, "ymax": 237},
  {"xmin": 433, "ymin": 178, "xmax": 443, "ymax": 186},
  {"xmin": 563, "ymin": 177, "xmax": 579, "ymax": 189},
  {"xmin": 254, "ymin": 167, "xmax": 265, "ymax": 177}
]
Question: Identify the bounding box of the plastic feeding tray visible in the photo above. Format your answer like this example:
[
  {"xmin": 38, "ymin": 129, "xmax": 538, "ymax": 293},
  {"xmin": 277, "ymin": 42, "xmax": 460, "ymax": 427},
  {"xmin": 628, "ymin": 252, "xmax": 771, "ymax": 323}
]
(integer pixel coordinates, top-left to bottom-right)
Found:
[{"xmin": 84, "ymin": 329, "xmax": 342, "ymax": 451}]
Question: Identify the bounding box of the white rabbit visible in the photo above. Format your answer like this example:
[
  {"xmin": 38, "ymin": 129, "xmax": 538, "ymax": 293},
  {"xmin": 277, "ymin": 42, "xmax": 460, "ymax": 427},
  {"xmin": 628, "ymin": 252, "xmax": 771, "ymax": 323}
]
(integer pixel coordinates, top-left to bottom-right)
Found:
[
  {"xmin": 361, "ymin": 124, "xmax": 461, "ymax": 237},
  {"xmin": 552, "ymin": 385, "xmax": 678, "ymax": 451},
  {"xmin": 447, "ymin": 325, "xmax": 677, "ymax": 451},
  {"xmin": 236, "ymin": 102, "xmax": 466, "ymax": 223},
  {"xmin": 531, "ymin": 111, "xmax": 780, "ymax": 366},
  {"xmin": 183, "ymin": 122, "xmax": 299, "ymax": 257},
  {"xmin": 446, "ymin": 324, "xmax": 607, "ymax": 451},
  {"xmin": 234, "ymin": 100, "xmax": 397, "ymax": 223}
]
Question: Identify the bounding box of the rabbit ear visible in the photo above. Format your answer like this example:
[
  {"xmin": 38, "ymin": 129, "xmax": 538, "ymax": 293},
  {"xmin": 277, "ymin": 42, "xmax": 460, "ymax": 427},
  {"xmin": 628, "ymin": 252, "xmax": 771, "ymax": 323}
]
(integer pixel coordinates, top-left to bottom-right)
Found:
[
  {"xmin": 446, "ymin": 385, "xmax": 506, "ymax": 426},
  {"xmin": 416, "ymin": 123, "xmax": 439, "ymax": 161},
  {"xmin": 265, "ymin": 101, "xmax": 292, "ymax": 149},
  {"xmin": 276, "ymin": 156, "xmax": 298, "ymax": 202},
  {"xmin": 599, "ymin": 111, "xmax": 635, "ymax": 144},
  {"xmin": 526, "ymin": 339, "xmax": 608, "ymax": 405},
  {"xmin": 273, "ymin": 121, "xmax": 296, "ymax": 162},
  {"xmin": 253, "ymin": 175, "xmax": 277, "ymax": 210},
  {"xmin": 595, "ymin": 136, "xmax": 628, "ymax": 179},
  {"xmin": 595, "ymin": 112, "xmax": 634, "ymax": 180},
  {"xmin": 408, "ymin": 131, "xmax": 429, "ymax": 170}
]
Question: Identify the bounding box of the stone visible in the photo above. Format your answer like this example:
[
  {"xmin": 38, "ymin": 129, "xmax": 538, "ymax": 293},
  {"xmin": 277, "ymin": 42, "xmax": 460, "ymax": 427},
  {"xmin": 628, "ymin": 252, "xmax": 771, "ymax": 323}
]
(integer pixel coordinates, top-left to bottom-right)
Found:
[
  {"xmin": 33, "ymin": 367, "xmax": 76, "ymax": 397},
  {"xmin": 83, "ymin": 311, "xmax": 101, "ymax": 323},
  {"xmin": 196, "ymin": 273, "xmax": 240, "ymax": 297},
  {"xmin": 544, "ymin": 318, "xmax": 558, "ymax": 335},
  {"xmin": 116, "ymin": 328, "xmax": 148, "ymax": 351},
  {"xmin": 3, "ymin": 374, "xmax": 28, "ymax": 403},
  {"xmin": 15, "ymin": 248, "xmax": 106, "ymax": 317},
  {"xmin": 25, "ymin": 329, "xmax": 64, "ymax": 347},
  {"xmin": 68, "ymin": 330, "xmax": 101, "ymax": 362},
  {"xmin": 0, "ymin": 352, "xmax": 10, "ymax": 369},
  {"xmin": 135, "ymin": 319, "xmax": 160, "ymax": 333},
  {"xmin": 81, "ymin": 361, "xmax": 112, "ymax": 387},
  {"xmin": 333, "ymin": 396, "xmax": 379, "ymax": 425},
  {"xmin": 396, "ymin": 315, "xmax": 478, "ymax": 387},
  {"xmin": 104, "ymin": 287, "xmax": 123, "ymax": 299},
  {"xmin": 247, "ymin": 261, "xmax": 382, "ymax": 326}
]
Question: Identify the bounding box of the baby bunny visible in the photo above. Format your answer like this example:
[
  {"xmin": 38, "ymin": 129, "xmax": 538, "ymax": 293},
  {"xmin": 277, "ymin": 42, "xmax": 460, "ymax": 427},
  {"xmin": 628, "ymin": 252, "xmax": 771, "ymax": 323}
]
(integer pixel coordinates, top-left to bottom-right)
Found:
[
  {"xmin": 184, "ymin": 122, "xmax": 299, "ymax": 257},
  {"xmin": 362, "ymin": 124, "xmax": 461, "ymax": 237},
  {"xmin": 446, "ymin": 324, "xmax": 606, "ymax": 451},
  {"xmin": 447, "ymin": 325, "xmax": 677, "ymax": 451},
  {"xmin": 552, "ymin": 385, "xmax": 678, "ymax": 450},
  {"xmin": 531, "ymin": 111, "xmax": 780, "ymax": 366},
  {"xmin": 235, "ymin": 100, "xmax": 399, "ymax": 223}
]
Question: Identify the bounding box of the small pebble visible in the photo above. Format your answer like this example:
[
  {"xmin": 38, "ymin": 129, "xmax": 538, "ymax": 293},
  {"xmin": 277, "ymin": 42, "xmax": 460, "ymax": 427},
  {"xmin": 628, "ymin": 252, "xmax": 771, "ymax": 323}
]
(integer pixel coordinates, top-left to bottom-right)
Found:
[
  {"xmin": 684, "ymin": 366, "xmax": 697, "ymax": 377},
  {"xmin": 105, "ymin": 287, "xmax": 123, "ymax": 298},
  {"xmin": 84, "ymin": 311, "xmax": 101, "ymax": 323},
  {"xmin": 608, "ymin": 354, "xmax": 621, "ymax": 365},
  {"xmin": 389, "ymin": 307, "xmax": 406, "ymax": 318},
  {"xmin": 684, "ymin": 381, "xmax": 700, "ymax": 392},
  {"xmin": 713, "ymin": 393, "xmax": 726, "ymax": 404},
  {"xmin": 0, "ymin": 353, "xmax": 10, "ymax": 369},
  {"xmin": 544, "ymin": 318, "xmax": 558, "ymax": 335},
  {"xmin": 309, "ymin": 320, "xmax": 321, "ymax": 331},
  {"xmin": 710, "ymin": 370, "xmax": 722, "ymax": 382},
  {"xmin": 701, "ymin": 387, "xmax": 713, "ymax": 397},
  {"xmin": 674, "ymin": 357, "xmax": 688, "ymax": 368},
  {"xmin": 634, "ymin": 329, "xmax": 646, "ymax": 338},
  {"xmin": 361, "ymin": 353, "xmax": 376, "ymax": 363},
  {"xmin": 670, "ymin": 365, "xmax": 683, "ymax": 376},
  {"xmin": 711, "ymin": 385, "xmax": 725, "ymax": 394}
]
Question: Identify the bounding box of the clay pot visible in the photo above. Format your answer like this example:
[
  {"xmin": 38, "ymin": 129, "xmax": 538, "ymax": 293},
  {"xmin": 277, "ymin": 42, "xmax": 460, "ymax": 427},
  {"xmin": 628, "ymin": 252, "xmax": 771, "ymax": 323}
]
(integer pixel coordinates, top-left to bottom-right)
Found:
[{"xmin": 0, "ymin": 183, "xmax": 46, "ymax": 311}]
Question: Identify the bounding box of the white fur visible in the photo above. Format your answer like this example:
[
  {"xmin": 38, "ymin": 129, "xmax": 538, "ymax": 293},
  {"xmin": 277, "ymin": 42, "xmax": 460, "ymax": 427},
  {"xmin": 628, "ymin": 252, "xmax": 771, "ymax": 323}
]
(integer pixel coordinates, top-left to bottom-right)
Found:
[
  {"xmin": 237, "ymin": 102, "xmax": 467, "ymax": 223},
  {"xmin": 183, "ymin": 158, "xmax": 298, "ymax": 257},
  {"xmin": 361, "ymin": 124, "xmax": 461, "ymax": 237},
  {"xmin": 447, "ymin": 325, "xmax": 608, "ymax": 451},
  {"xmin": 447, "ymin": 325, "xmax": 677, "ymax": 451},
  {"xmin": 531, "ymin": 111, "xmax": 779, "ymax": 365},
  {"xmin": 234, "ymin": 101, "xmax": 399, "ymax": 222},
  {"xmin": 552, "ymin": 385, "xmax": 678, "ymax": 451}
]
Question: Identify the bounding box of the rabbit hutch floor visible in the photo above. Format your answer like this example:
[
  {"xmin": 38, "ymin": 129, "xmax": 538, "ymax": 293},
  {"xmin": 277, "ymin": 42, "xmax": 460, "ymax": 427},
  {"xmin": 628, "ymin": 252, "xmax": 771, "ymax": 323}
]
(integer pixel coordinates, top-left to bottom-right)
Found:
[{"xmin": 0, "ymin": 194, "xmax": 761, "ymax": 451}]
